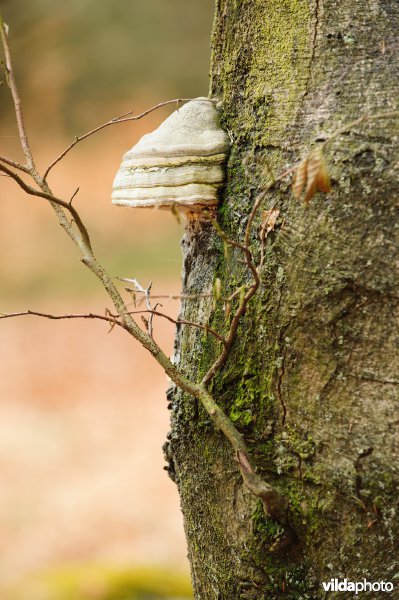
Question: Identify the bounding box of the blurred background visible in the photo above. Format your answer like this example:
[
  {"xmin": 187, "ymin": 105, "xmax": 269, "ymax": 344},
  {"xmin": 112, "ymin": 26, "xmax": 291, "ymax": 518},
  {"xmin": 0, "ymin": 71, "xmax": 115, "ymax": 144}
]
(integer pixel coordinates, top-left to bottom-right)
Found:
[{"xmin": 0, "ymin": 1, "xmax": 215, "ymax": 598}]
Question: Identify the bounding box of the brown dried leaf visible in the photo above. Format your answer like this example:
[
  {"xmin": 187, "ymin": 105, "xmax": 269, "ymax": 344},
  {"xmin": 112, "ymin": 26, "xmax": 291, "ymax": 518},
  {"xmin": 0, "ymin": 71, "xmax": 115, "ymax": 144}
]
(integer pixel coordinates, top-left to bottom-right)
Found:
[
  {"xmin": 261, "ymin": 208, "xmax": 280, "ymax": 235},
  {"xmin": 260, "ymin": 208, "xmax": 280, "ymax": 244},
  {"xmin": 292, "ymin": 158, "xmax": 308, "ymax": 198},
  {"xmin": 315, "ymin": 157, "xmax": 332, "ymax": 193},
  {"xmin": 304, "ymin": 148, "xmax": 331, "ymax": 203}
]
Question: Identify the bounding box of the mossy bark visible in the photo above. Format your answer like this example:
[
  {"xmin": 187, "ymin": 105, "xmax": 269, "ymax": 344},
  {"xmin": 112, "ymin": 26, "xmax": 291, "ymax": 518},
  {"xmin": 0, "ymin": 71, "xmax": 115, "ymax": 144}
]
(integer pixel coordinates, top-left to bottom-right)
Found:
[{"xmin": 166, "ymin": 0, "xmax": 399, "ymax": 597}]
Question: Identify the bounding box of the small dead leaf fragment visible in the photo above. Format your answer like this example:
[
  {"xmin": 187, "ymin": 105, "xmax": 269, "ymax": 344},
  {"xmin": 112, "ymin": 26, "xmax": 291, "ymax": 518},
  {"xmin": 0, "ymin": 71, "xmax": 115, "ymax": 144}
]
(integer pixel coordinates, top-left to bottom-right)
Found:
[
  {"xmin": 260, "ymin": 208, "xmax": 280, "ymax": 240},
  {"xmin": 304, "ymin": 148, "xmax": 331, "ymax": 203},
  {"xmin": 315, "ymin": 156, "xmax": 332, "ymax": 193},
  {"xmin": 292, "ymin": 158, "xmax": 308, "ymax": 198},
  {"xmin": 293, "ymin": 148, "xmax": 331, "ymax": 203}
]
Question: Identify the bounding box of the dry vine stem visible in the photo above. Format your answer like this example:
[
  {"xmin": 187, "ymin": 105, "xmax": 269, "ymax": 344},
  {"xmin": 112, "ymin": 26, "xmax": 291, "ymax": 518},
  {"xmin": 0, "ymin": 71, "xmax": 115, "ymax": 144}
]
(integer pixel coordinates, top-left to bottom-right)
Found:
[{"xmin": 0, "ymin": 16, "xmax": 287, "ymax": 524}]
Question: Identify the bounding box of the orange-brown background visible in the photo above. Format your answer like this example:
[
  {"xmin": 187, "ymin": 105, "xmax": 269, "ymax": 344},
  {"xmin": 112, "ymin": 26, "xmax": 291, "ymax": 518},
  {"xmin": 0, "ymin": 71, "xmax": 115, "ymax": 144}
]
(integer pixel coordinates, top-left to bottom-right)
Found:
[{"xmin": 0, "ymin": 1, "xmax": 215, "ymax": 596}]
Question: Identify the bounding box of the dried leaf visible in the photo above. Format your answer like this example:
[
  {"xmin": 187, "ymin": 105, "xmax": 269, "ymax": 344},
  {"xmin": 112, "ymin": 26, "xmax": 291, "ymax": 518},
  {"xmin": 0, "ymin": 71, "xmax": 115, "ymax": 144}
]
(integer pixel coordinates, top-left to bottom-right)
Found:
[
  {"xmin": 304, "ymin": 148, "xmax": 331, "ymax": 203},
  {"xmin": 293, "ymin": 148, "xmax": 331, "ymax": 203},
  {"xmin": 315, "ymin": 157, "xmax": 332, "ymax": 193},
  {"xmin": 260, "ymin": 208, "xmax": 280, "ymax": 240},
  {"xmin": 292, "ymin": 158, "xmax": 308, "ymax": 198}
]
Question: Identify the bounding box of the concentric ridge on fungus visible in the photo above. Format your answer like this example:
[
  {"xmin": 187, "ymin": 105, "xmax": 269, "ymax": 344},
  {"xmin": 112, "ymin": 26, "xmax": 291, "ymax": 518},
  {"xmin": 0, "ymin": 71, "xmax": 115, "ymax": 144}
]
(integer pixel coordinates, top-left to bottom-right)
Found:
[{"xmin": 112, "ymin": 97, "xmax": 230, "ymax": 213}]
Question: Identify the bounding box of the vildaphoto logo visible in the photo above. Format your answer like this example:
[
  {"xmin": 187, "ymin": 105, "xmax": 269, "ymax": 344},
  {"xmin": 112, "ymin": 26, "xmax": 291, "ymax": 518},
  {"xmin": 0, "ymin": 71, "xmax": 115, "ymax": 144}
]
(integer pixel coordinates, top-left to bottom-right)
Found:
[{"xmin": 322, "ymin": 579, "xmax": 394, "ymax": 594}]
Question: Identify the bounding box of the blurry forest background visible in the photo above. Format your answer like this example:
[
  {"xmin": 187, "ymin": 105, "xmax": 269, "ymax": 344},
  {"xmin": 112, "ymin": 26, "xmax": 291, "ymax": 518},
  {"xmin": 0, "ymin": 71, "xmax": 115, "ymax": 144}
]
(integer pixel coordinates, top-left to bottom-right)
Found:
[{"xmin": 0, "ymin": 0, "xmax": 215, "ymax": 597}]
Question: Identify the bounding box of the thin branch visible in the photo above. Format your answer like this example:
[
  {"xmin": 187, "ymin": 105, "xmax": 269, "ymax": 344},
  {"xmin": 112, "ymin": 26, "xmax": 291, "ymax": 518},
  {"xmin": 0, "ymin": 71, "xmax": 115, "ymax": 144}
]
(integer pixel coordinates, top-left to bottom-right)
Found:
[
  {"xmin": 244, "ymin": 166, "xmax": 296, "ymax": 248},
  {"xmin": 0, "ymin": 309, "xmax": 125, "ymax": 328},
  {"xmin": 125, "ymin": 309, "xmax": 227, "ymax": 345},
  {"xmin": 237, "ymin": 450, "xmax": 288, "ymax": 524},
  {"xmin": 123, "ymin": 289, "xmax": 213, "ymax": 309},
  {"xmin": 202, "ymin": 222, "xmax": 261, "ymax": 385},
  {"xmin": 195, "ymin": 385, "xmax": 289, "ymax": 524},
  {"xmin": 43, "ymin": 98, "xmax": 200, "ymax": 180},
  {"xmin": 0, "ymin": 16, "xmax": 170, "ymax": 379},
  {"xmin": 0, "ymin": 154, "xmax": 30, "ymax": 173},
  {"xmin": 121, "ymin": 278, "xmax": 155, "ymax": 336},
  {"xmin": 201, "ymin": 168, "xmax": 295, "ymax": 386},
  {"xmin": 127, "ymin": 291, "xmax": 213, "ymax": 301},
  {"xmin": 0, "ymin": 18, "xmax": 35, "ymax": 170},
  {"xmin": 0, "ymin": 163, "xmax": 92, "ymax": 251},
  {"xmin": 69, "ymin": 187, "xmax": 80, "ymax": 204},
  {"xmin": 321, "ymin": 110, "xmax": 399, "ymax": 149}
]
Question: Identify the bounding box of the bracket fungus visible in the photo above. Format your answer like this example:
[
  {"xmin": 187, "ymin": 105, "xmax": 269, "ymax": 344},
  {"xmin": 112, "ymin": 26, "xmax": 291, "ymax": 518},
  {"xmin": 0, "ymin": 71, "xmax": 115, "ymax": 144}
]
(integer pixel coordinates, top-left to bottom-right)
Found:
[{"xmin": 111, "ymin": 97, "xmax": 230, "ymax": 216}]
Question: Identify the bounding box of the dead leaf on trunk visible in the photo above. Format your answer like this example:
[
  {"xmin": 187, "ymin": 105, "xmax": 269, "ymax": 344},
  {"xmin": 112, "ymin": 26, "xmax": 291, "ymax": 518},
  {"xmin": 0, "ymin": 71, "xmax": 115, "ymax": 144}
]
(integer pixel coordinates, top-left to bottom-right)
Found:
[{"xmin": 292, "ymin": 148, "xmax": 331, "ymax": 203}]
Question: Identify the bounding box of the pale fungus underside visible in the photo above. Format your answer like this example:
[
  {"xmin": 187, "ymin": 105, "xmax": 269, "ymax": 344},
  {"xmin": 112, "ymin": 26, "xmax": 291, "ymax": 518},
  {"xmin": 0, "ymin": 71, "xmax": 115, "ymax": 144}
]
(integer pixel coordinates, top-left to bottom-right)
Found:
[{"xmin": 111, "ymin": 97, "xmax": 230, "ymax": 215}]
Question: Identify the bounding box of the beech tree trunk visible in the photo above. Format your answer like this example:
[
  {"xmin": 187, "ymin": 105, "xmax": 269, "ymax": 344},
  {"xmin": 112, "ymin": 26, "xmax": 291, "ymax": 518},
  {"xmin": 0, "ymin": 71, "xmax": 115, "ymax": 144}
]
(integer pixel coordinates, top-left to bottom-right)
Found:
[{"xmin": 165, "ymin": 0, "xmax": 399, "ymax": 597}]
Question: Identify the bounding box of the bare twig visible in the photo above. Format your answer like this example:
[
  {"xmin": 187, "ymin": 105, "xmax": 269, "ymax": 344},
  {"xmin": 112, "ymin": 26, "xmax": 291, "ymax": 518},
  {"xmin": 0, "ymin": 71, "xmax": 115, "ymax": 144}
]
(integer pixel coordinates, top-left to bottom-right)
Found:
[
  {"xmin": 123, "ymin": 289, "xmax": 213, "ymax": 309},
  {"xmin": 128, "ymin": 291, "xmax": 213, "ymax": 301},
  {"xmin": 69, "ymin": 187, "xmax": 80, "ymax": 204},
  {"xmin": 202, "ymin": 221, "xmax": 262, "ymax": 385},
  {"xmin": 244, "ymin": 166, "xmax": 296, "ymax": 248},
  {"xmin": 121, "ymin": 278, "xmax": 155, "ymax": 335},
  {"xmin": 125, "ymin": 309, "xmax": 227, "ymax": 345},
  {"xmin": 0, "ymin": 163, "xmax": 92, "ymax": 251},
  {"xmin": 321, "ymin": 110, "xmax": 399, "ymax": 149},
  {"xmin": 237, "ymin": 451, "xmax": 288, "ymax": 524},
  {"xmin": 0, "ymin": 154, "xmax": 30, "ymax": 173},
  {"xmin": 43, "ymin": 98, "xmax": 200, "ymax": 180},
  {"xmin": 0, "ymin": 18, "xmax": 35, "ymax": 171},
  {"xmin": 0, "ymin": 309, "xmax": 125, "ymax": 328},
  {"xmin": 148, "ymin": 300, "xmax": 160, "ymax": 338},
  {"xmin": 200, "ymin": 166, "xmax": 297, "ymax": 386}
]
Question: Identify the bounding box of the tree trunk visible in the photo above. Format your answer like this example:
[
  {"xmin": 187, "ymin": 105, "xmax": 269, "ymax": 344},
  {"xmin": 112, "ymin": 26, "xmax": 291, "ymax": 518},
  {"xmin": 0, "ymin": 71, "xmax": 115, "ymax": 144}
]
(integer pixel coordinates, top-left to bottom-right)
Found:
[{"xmin": 165, "ymin": 0, "xmax": 399, "ymax": 597}]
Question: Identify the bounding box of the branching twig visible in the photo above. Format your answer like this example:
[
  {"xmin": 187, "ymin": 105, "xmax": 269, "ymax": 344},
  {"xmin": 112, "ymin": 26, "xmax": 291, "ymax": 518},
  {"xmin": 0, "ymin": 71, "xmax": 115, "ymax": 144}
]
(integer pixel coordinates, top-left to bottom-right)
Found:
[
  {"xmin": 120, "ymin": 278, "xmax": 155, "ymax": 336},
  {"xmin": 0, "ymin": 17, "xmax": 34, "ymax": 171},
  {"xmin": 202, "ymin": 220, "xmax": 262, "ymax": 385},
  {"xmin": 128, "ymin": 291, "xmax": 213, "ymax": 301},
  {"xmin": 0, "ymin": 309, "xmax": 125, "ymax": 328},
  {"xmin": 43, "ymin": 98, "xmax": 201, "ymax": 180},
  {"xmin": 0, "ymin": 154, "xmax": 30, "ymax": 173},
  {"xmin": 320, "ymin": 110, "xmax": 399, "ymax": 149},
  {"xmin": 123, "ymin": 289, "xmax": 213, "ymax": 309},
  {"xmin": 69, "ymin": 187, "xmax": 80, "ymax": 204},
  {"xmin": 244, "ymin": 167, "xmax": 296, "ymax": 249},
  {"xmin": 0, "ymin": 162, "xmax": 92, "ymax": 251},
  {"xmin": 125, "ymin": 309, "xmax": 227, "ymax": 345}
]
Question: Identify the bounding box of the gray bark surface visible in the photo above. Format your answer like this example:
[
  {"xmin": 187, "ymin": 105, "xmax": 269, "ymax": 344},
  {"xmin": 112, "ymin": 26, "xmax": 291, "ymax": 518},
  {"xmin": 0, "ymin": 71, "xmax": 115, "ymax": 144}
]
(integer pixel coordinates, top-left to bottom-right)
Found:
[{"xmin": 165, "ymin": 1, "xmax": 399, "ymax": 597}]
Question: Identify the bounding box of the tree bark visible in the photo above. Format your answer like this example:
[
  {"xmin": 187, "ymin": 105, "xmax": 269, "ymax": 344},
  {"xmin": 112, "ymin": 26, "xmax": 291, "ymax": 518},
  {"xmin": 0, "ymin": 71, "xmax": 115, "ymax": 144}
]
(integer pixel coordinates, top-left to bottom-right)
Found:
[{"xmin": 165, "ymin": 0, "xmax": 399, "ymax": 597}]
